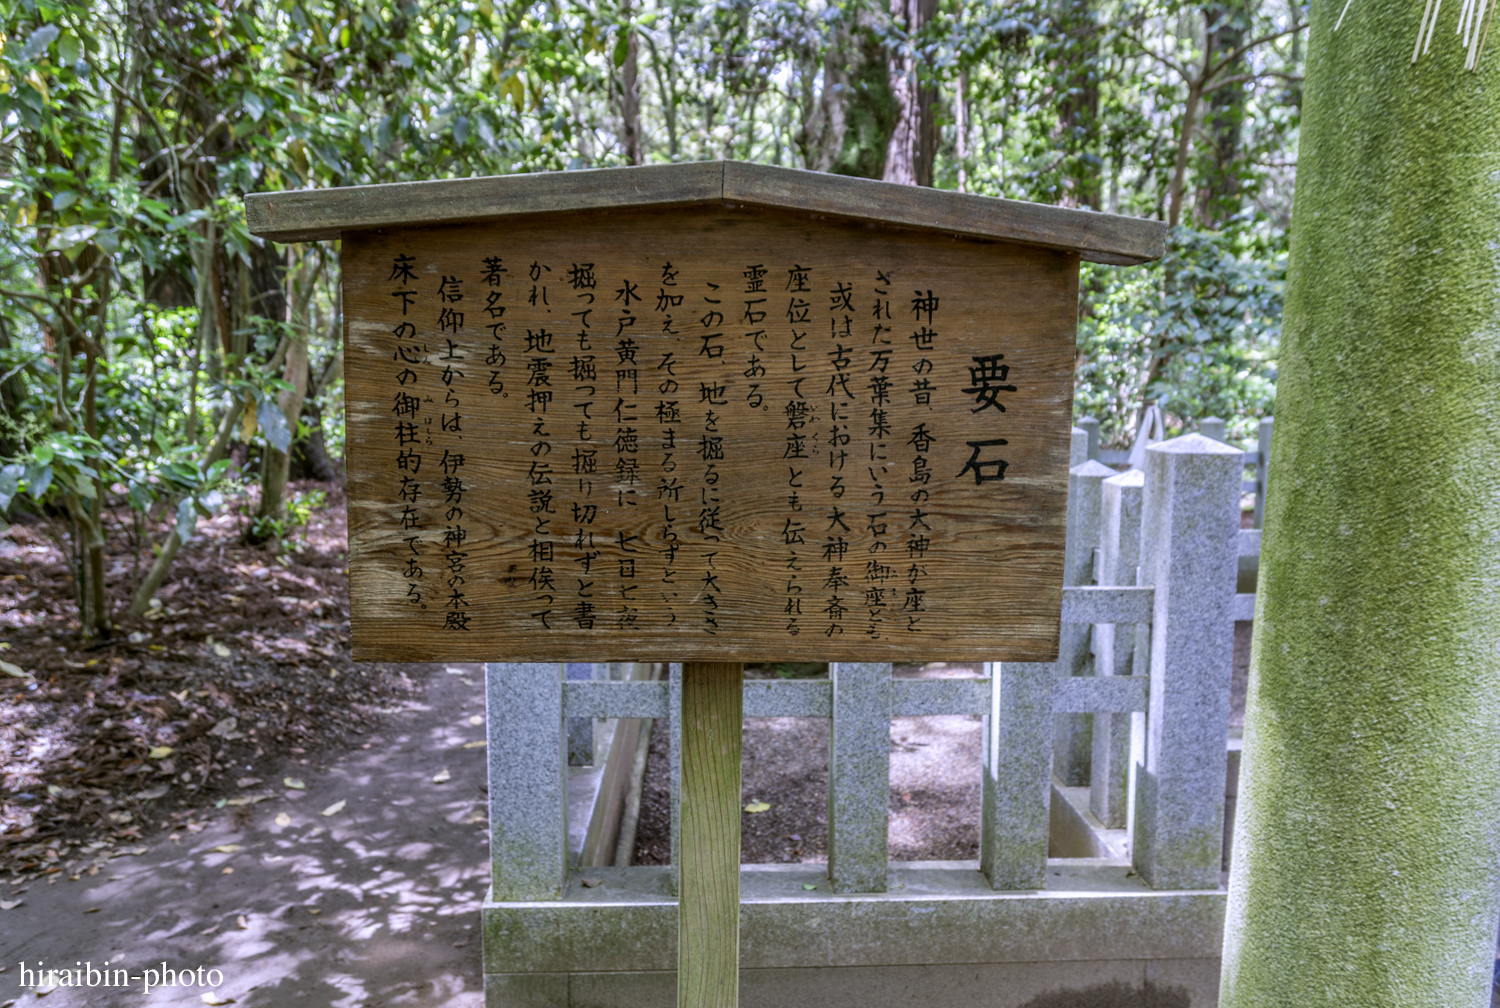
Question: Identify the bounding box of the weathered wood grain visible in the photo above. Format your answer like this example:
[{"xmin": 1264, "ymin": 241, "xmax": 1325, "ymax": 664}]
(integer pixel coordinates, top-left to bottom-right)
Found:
[
  {"xmin": 678, "ymin": 662, "xmax": 743, "ymax": 1008},
  {"xmin": 245, "ymin": 161, "xmax": 1165, "ymax": 265},
  {"xmin": 344, "ymin": 203, "xmax": 1073, "ymax": 662}
]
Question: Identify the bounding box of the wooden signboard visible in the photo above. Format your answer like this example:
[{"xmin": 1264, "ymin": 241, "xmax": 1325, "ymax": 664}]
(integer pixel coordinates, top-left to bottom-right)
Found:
[
  {"xmin": 248, "ymin": 164, "xmax": 1161, "ymax": 664},
  {"xmin": 248, "ymin": 161, "xmax": 1165, "ymax": 1008}
]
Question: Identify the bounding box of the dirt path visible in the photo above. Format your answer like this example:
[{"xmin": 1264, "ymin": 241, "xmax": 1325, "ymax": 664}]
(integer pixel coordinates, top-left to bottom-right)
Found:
[{"xmin": 1, "ymin": 663, "xmax": 490, "ymax": 1008}]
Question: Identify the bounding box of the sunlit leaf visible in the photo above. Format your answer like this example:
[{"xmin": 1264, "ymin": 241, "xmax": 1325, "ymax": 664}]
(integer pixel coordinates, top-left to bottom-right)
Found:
[
  {"xmin": 44, "ymin": 223, "xmax": 96, "ymax": 252},
  {"xmin": 25, "ymin": 462, "xmax": 52, "ymax": 499},
  {"xmin": 0, "ymin": 660, "xmax": 32, "ymax": 679},
  {"xmin": 0, "ymin": 463, "xmax": 22, "ymax": 512},
  {"xmin": 175, "ymin": 496, "xmax": 198, "ymax": 541},
  {"xmin": 257, "ymin": 395, "xmax": 292, "ymax": 453},
  {"xmin": 19, "ymin": 25, "xmax": 60, "ymax": 62}
]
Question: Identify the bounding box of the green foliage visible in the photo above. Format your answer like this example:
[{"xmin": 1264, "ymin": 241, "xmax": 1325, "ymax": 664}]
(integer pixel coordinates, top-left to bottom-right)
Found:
[
  {"xmin": 248, "ymin": 487, "xmax": 326, "ymax": 554},
  {"xmin": 1076, "ymin": 226, "xmax": 1284, "ymax": 446},
  {"xmin": 0, "ymin": 0, "xmax": 1303, "ymax": 629}
]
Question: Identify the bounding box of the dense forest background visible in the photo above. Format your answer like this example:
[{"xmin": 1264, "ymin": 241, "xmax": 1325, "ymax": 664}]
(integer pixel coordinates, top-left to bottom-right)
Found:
[{"xmin": 0, "ymin": 0, "xmax": 1301, "ymax": 636}]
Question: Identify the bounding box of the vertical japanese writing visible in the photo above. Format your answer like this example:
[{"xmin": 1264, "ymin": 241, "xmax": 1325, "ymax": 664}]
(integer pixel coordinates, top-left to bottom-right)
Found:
[
  {"xmin": 612, "ymin": 274, "xmax": 642, "ymax": 631},
  {"xmin": 563, "ymin": 264, "xmax": 598, "ymax": 625},
  {"xmin": 654, "ymin": 261, "xmax": 683, "ymax": 627},
  {"xmin": 957, "ymin": 347, "xmax": 1015, "ymax": 486},
  {"xmin": 482, "ymin": 257, "xmax": 512, "ymax": 604},
  {"xmin": 360, "ymin": 224, "xmax": 1057, "ymax": 658},
  {"xmin": 862, "ymin": 269, "xmax": 895, "ymax": 638},
  {"xmin": 822, "ymin": 275, "xmax": 855, "ymax": 638},
  {"xmin": 390, "ymin": 253, "xmax": 427, "ymax": 612},
  {"xmin": 482, "ymin": 256, "xmax": 508, "ymax": 399},
  {"xmin": 696, "ymin": 278, "xmax": 725, "ymax": 634},
  {"xmin": 781, "ymin": 263, "xmax": 813, "ymax": 636},
  {"xmin": 903, "ymin": 287, "xmax": 941, "ymax": 633},
  {"xmin": 435, "ymin": 271, "xmax": 470, "ymax": 631},
  {"xmin": 525, "ymin": 260, "xmax": 558, "ymax": 629}
]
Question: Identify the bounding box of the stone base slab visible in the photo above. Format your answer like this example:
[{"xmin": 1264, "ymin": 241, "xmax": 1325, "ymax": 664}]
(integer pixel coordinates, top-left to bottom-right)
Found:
[{"xmin": 484, "ymin": 861, "xmax": 1225, "ymax": 1007}]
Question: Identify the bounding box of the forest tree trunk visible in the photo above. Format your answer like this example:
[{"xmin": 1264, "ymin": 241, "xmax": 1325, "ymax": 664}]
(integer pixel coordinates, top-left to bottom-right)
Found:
[
  {"xmin": 1219, "ymin": 0, "xmax": 1500, "ymax": 1002},
  {"xmin": 250, "ymin": 335, "xmax": 309, "ymax": 539},
  {"xmin": 620, "ymin": 5, "xmax": 642, "ymax": 166},
  {"xmin": 1195, "ymin": 0, "xmax": 1248, "ymax": 227},
  {"xmin": 1053, "ymin": 0, "xmax": 1101, "ymax": 208},
  {"xmin": 882, "ymin": 0, "xmax": 936, "ymax": 186}
]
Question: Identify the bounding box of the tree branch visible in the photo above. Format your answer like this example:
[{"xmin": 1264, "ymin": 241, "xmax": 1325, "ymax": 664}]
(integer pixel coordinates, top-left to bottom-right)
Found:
[
  {"xmin": 1207, "ymin": 23, "xmax": 1308, "ymax": 80},
  {"xmin": 1121, "ymin": 31, "xmax": 1192, "ymax": 79}
]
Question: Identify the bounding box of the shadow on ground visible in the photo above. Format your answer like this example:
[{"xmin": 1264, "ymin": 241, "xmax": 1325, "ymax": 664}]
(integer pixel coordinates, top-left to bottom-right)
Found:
[{"xmin": 1, "ymin": 664, "xmax": 490, "ymax": 1007}]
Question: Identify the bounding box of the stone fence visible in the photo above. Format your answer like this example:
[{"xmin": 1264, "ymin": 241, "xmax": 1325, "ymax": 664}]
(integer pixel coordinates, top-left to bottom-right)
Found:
[
  {"xmin": 1078, "ymin": 414, "xmax": 1274, "ymax": 529},
  {"xmin": 480, "ymin": 428, "xmax": 1253, "ymax": 1008}
]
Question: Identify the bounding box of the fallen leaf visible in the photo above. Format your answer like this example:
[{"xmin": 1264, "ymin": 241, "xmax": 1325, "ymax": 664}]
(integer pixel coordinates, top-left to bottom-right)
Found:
[
  {"xmin": 0, "ymin": 659, "xmax": 32, "ymax": 678},
  {"xmin": 213, "ymin": 845, "xmax": 241, "ymax": 854},
  {"xmin": 463, "ymin": 811, "xmax": 487, "ymax": 824},
  {"xmin": 432, "ymin": 769, "xmax": 452, "ymax": 784},
  {"xmin": 212, "ymin": 643, "xmax": 232, "ymax": 658},
  {"xmin": 221, "ymin": 867, "xmax": 234, "ymax": 875},
  {"xmin": 83, "ymin": 907, "xmax": 101, "ymax": 913},
  {"xmin": 0, "ymin": 899, "xmax": 22, "ymax": 909},
  {"xmin": 236, "ymin": 777, "xmax": 262, "ymax": 789},
  {"xmin": 580, "ymin": 877, "xmax": 603, "ymax": 888},
  {"xmin": 236, "ymin": 915, "xmax": 248, "ymax": 929},
  {"xmin": 461, "ymin": 740, "xmax": 486, "ymax": 749},
  {"xmin": 146, "ymin": 745, "xmax": 174, "ymax": 760},
  {"xmin": 320, "ymin": 800, "xmax": 346, "ymax": 817},
  {"xmin": 283, "ymin": 778, "xmax": 305, "ymax": 790},
  {"xmin": 802, "ymin": 883, "xmax": 818, "ymax": 891},
  {"xmin": 170, "ymin": 689, "xmax": 189, "ymax": 702},
  {"xmin": 137, "ymin": 784, "xmax": 170, "ymax": 800},
  {"xmin": 274, "ymin": 812, "xmax": 291, "ymax": 827},
  {"xmin": 306, "ymin": 907, "xmax": 321, "ymax": 915},
  {"xmin": 201, "ymin": 992, "xmax": 236, "ymax": 1005},
  {"xmin": 744, "ymin": 801, "xmax": 771, "ymax": 813},
  {"xmin": 468, "ymin": 715, "xmax": 483, "ymax": 725}
]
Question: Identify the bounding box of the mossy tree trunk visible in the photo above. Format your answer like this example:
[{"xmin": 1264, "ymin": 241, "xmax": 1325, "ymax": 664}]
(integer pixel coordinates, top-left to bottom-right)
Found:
[{"xmin": 1220, "ymin": 0, "xmax": 1500, "ymax": 1004}]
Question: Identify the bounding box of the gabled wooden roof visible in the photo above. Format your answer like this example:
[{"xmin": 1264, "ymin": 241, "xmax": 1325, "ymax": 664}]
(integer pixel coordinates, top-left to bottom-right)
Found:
[{"xmin": 244, "ymin": 160, "xmax": 1165, "ymax": 266}]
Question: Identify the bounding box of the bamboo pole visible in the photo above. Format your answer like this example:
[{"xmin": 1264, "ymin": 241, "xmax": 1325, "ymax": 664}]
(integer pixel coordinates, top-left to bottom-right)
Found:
[{"xmin": 678, "ymin": 661, "xmax": 741, "ymax": 1008}]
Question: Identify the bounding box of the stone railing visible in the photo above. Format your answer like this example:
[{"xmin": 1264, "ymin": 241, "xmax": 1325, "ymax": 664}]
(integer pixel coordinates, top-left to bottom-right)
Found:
[
  {"xmin": 1078, "ymin": 413, "xmax": 1274, "ymax": 529},
  {"xmin": 480, "ymin": 429, "xmax": 1249, "ymax": 1008}
]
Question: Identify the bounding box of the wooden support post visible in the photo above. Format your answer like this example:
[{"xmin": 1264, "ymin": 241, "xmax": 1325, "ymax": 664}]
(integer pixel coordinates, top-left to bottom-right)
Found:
[{"xmin": 679, "ymin": 661, "xmax": 742, "ymax": 1008}]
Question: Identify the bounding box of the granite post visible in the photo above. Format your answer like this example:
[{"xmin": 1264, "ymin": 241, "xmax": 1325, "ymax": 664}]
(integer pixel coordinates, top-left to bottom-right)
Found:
[{"xmin": 1132, "ymin": 435, "xmax": 1240, "ymax": 890}]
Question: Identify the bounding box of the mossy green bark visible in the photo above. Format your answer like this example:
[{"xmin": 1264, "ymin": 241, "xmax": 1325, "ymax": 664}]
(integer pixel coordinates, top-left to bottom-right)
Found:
[{"xmin": 1220, "ymin": 0, "xmax": 1500, "ymax": 1004}]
